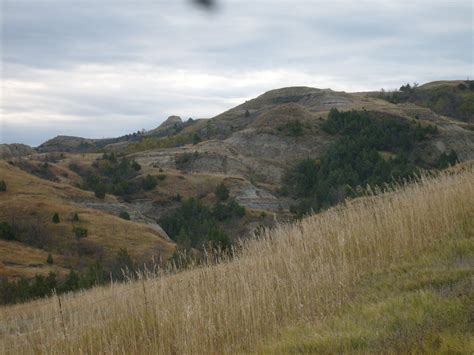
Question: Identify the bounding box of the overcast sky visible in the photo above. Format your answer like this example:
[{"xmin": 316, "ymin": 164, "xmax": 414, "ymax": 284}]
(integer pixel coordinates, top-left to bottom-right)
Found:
[{"xmin": 1, "ymin": 0, "xmax": 472, "ymax": 146}]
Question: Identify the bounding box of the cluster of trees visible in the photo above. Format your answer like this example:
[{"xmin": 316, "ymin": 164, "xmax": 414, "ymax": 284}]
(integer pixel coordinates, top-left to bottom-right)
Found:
[
  {"xmin": 159, "ymin": 184, "xmax": 245, "ymax": 251},
  {"xmin": 0, "ymin": 217, "xmax": 52, "ymax": 248},
  {"xmin": 175, "ymin": 151, "xmax": 200, "ymax": 170},
  {"xmin": 13, "ymin": 160, "xmax": 59, "ymax": 182},
  {"xmin": 377, "ymin": 82, "xmax": 474, "ymax": 122},
  {"xmin": 277, "ymin": 120, "xmax": 304, "ymax": 137},
  {"xmin": 282, "ymin": 109, "xmax": 439, "ymax": 216},
  {"xmin": 0, "ymin": 248, "xmax": 138, "ymax": 305},
  {"xmin": 437, "ymin": 150, "xmax": 459, "ymax": 169},
  {"xmin": 70, "ymin": 153, "xmax": 161, "ymax": 198}
]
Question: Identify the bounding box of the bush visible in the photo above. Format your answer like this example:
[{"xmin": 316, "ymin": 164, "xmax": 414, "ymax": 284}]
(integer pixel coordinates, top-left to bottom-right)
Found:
[
  {"xmin": 73, "ymin": 226, "xmax": 88, "ymax": 240},
  {"xmin": 0, "ymin": 222, "xmax": 15, "ymax": 240},
  {"xmin": 46, "ymin": 254, "xmax": 53, "ymax": 264},
  {"xmin": 94, "ymin": 183, "xmax": 106, "ymax": 199},
  {"xmin": 159, "ymin": 198, "xmax": 232, "ymax": 250},
  {"xmin": 52, "ymin": 213, "xmax": 60, "ymax": 224},
  {"xmin": 0, "ymin": 180, "xmax": 6, "ymax": 192},
  {"xmin": 142, "ymin": 175, "xmax": 158, "ymax": 191},
  {"xmin": 437, "ymin": 150, "xmax": 458, "ymax": 169},
  {"xmin": 457, "ymin": 83, "xmax": 467, "ymax": 90},
  {"xmin": 192, "ymin": 133, "xmax": 202, "ymax": 145},
  {"xmin": 131, "ymin": 160, "xmax": 141, "ymax": 171},
  {"xmin": 73, "ymin": 213, "xmax": 80, "ymax": 222},
  {"xmin": 119, "ymin": 211, "xmax": 131, "ymax": 220},
  {"xmin": 285, "ymin": 120, "xmax": 304, "ymax": 137},
  {"xmin": 175, "ymin": 152, "xmax": 199, "ymax": 169},
  {"xmin": 215, "ymin": 183, "xmax": 229, "ymax": 201}
]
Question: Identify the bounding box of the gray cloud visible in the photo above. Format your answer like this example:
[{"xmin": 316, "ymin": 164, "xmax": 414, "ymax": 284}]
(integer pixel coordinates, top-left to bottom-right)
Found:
[{"xmin": 1, "ymin": 0, "xmax": 472, "ymax": 145}]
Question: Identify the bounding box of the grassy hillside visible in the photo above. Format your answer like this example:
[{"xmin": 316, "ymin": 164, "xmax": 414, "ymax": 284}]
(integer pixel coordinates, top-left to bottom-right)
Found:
[
  {"xmin": 1, "ymin": 165, "xmax": 472, "ymax": 353},
  {"xmin": 376, "ymin": 80, "xmax": 474, "ymax": 123},
  {"xmin": 0, "ymin": 160, "xmax": 175, "ymax": 281}
]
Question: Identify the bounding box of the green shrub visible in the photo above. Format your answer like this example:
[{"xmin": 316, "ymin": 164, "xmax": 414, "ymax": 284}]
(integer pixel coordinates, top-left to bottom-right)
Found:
[
  {"xmin": 72, "ymin": 213, "xmax": 80, "ymax": 222},
  {"xmin": 0, "ymin": 222, "xmax": 15, "ymax": 241},
  {"xmin": 73, "ymin": 226, "xmax": 88, "ymax": 240},
  {"xmin": 192, "ymin": 133, "xmax": 202, "ymax": 145},
  {"xmin": 0, "ymin": 180, "xmax": 6, "ymax": 192},
  {"xmin": 52, "ymin": 213, "xmax": 60, "ymax": 224},
  {"xmin": 94, "ymin": 183, "xmax": 106, "ymax": 199},
  {"xmin": 285, "ymin": 120, "xmax": 304, "ymax": 136},
  {"xmin": 215, "ymin": 183, "xmax": 229, "ymax": 201},
  {"xmin": 46, "ymin": 254, "xmax": 53, "ymax": 264},
  {"xmin": 119, "ymin": 211, "xmax": 131, "ymax": 220},
  {"xmin": 437, "ymin": 150, "xmax": 458, "ymax": 169},
  {"xmin": 142, "ymin": 175, "xmax": 158, "ymax": 190},
  {"xmin": 131, "ymin": 160, "xmax": 141, "ymax": 171}
]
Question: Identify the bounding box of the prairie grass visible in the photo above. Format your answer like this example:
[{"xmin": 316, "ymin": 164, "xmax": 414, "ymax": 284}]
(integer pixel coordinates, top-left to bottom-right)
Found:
[{"xmin": 1, "ymin": 167, "xmax": 473, "ymax": 354}]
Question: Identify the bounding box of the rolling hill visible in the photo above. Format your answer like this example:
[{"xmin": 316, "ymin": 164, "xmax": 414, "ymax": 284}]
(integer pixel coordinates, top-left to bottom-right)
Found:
[
  {"xmin": 1, "ymin": 164, "xmax": 472, "ymax": 354},
  {"xmin": 1, "ymin": 79, "xmax": 473, "ymax": 287}
]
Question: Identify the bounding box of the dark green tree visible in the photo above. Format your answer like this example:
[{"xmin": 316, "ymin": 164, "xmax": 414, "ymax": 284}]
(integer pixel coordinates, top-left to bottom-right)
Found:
[
  {"xmin": 46, "ymin": 254, "xmax": 53, "ymax": 264},
  {"xmin": 73, "ymin": 226, "xmax": 88, "ymax": 240},
  {"xmin": 142, "ymin": 175, "xmax": 158, "ymax": 190},
  {"xmin": 61, "ymin": 270, "xmax": 80, "ymax": 292},
  {"xmin": 131, "ymin": 160, "xmax": 141, "ymax": 171},
  {"xmin": 52, "ymin": 213, "xmax": 60, "ymax": 224},
  {"xmin": 192, "ymin": 133, "xmax": 202, "ymax": 145},
  {"xmin": 119, "ymin": 211, "xmax": 131, "ymax": 220},
  {"xmin": 0, "ymin": 222, "xmax": 15, "ymax": 241},
  {"xmin": 0, "ymin": 180, "xmax": 6, "ymax": 192},
  {"xmin": 215, "ymin": 182, "xmax": 229, "ymax": 201},
  {"xmin": 94, "ymin": 183, "xmax": 106, "ymax": 199}
]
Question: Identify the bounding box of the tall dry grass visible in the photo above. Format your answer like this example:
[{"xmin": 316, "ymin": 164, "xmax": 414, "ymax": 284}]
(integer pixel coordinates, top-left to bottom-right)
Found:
[{"xmin": 1, "ymin": 168, "xmax": 473, "ymax": 354}]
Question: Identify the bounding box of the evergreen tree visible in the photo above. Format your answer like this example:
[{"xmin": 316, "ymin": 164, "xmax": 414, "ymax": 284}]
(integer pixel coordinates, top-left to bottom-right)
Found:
[
  {"xmin": 0, "ymin": 180, "xmax": 6, "ymax": 192},
  {"xmin": 0, "ymin": 222, "xmax": 15, "ymax": 241},
  {"xmin": 46, "ymin": 254, "xmax": 53, "ymax": 264},
  {"xmin": 215, "ymin": 182, "xmax": 229, "ymax": 201},
  {"xmin": 142, "ymin": 175, "xmax": 158, "ymax": 190},
  {"xmin": 73, "ymin": 226, "xmax": 88, "ymax": 240},
  {"xmin": 52, "ymin": 213, "xmax": 60, "ymax": 224},
  {"xmin": 119, "ymin": 211, "xmax": 131, "ymax": 220}
]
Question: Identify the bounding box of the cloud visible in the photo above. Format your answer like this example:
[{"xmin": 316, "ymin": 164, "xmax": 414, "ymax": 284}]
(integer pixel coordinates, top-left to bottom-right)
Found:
[{"xmin": 1, "ymin": 0, "xmax": 472, "ymax": 145}]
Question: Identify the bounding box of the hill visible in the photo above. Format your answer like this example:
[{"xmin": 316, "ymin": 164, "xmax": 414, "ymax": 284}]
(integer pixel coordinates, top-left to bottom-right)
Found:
[
  {"xmin": 0, "ymin": 160, "xmax": 175, "ymax": 282},
  {"xmin": 1, "ymin": 166, "xmax": 472, "ymax": 353},
  {"xmin": 374, "ymin": 80, "xmax": 474, "ymax": 123},
  {"xmin": 2, "ymin": 80, "xmax": 474, "ymax": 283},
  {"xmin": 0, "ymin": 144, "xmax": 36, "ymax": 160}
]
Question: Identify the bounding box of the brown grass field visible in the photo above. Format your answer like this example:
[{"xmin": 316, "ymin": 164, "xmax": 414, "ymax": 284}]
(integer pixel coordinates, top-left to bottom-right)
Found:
[{"xmin": 0, "ymin": 166, "xmax": 473, "ymax": 354}]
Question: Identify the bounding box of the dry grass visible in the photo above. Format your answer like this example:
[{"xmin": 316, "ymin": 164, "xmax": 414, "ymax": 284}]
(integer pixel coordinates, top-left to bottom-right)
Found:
[
  {"xmin": 0, "ymin": 161, "xmax": 175, "ymax": 279},
  {"xmin": 1, "ymin": 167, "xmax": 473, "ymax": 354},
  {"xmin": 0, "ymin": 240, "xmax": 69, "ymax": 280}
]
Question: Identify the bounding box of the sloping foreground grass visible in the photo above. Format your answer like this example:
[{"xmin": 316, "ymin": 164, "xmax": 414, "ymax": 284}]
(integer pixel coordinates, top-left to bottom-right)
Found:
[
  {"xmin": 258, "ymin": 218, "xmax": 474, "ymax": 353},
  {"xmin": 1, "ymin": 168, "xmax": 473, "ymax": 354}
]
